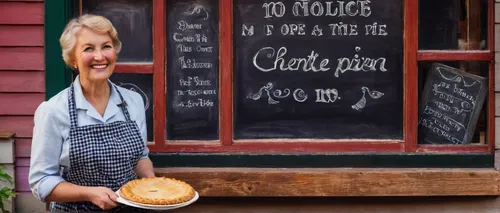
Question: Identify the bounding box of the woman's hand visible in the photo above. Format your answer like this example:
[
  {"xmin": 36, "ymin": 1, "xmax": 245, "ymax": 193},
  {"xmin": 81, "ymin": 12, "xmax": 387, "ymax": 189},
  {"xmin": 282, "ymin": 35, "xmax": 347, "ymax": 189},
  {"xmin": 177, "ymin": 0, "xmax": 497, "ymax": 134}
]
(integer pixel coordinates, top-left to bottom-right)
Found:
[{"xmin": 84, "ymin": 186, "xmax": 119, "ymax": 210}]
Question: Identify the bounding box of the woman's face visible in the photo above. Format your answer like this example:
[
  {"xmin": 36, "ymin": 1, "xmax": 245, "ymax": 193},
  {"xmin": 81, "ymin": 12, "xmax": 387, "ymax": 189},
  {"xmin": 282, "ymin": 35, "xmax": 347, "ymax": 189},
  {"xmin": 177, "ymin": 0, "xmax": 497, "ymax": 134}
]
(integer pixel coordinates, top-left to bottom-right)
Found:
[{"xmin": 73, "ymin": 27, "xmax": 116, "ymax": 83}]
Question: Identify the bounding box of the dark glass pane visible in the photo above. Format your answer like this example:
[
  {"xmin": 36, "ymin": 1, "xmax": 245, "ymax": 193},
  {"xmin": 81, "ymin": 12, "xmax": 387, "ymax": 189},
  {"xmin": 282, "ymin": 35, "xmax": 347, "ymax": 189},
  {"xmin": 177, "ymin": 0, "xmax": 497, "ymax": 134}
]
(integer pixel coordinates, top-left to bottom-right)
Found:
[
  {"xmin": 166, "ymin": 0, "xmax": 219, "ymax": 140},
  {"xmin": 83, "ymin": 0, "xmax": 153, "ymax": 62},
  {"xmin": 418, "ymin": 61, "xmax": 489, "ymax": 145},
  {"xmin": 419, "ymin": 0, "xmax": 488, "ymax": 50},
  {"xmin": 109, "ymin": 73, "xmax": 154, "ymax": 142}
]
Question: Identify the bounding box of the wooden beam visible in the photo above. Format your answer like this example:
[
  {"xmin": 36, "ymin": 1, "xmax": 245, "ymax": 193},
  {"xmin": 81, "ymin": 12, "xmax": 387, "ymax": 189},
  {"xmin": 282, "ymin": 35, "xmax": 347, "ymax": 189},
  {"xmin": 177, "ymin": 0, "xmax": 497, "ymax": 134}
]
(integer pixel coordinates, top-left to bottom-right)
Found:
[
  {"xmin": 156, "ymin": 168, "xmax": 500, "ymax": 196},
  {"xmin": 0, "ymin": 131, "xmax": 15, "ymax": 139}
]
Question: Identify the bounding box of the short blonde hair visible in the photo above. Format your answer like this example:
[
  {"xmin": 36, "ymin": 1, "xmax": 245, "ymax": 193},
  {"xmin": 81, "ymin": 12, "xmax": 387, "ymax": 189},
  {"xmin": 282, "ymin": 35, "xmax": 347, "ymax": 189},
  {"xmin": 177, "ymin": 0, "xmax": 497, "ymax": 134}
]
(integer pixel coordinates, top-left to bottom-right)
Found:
[{"xmin": 59, "ymin": 14, "xmax": 122, "ymax": 69}]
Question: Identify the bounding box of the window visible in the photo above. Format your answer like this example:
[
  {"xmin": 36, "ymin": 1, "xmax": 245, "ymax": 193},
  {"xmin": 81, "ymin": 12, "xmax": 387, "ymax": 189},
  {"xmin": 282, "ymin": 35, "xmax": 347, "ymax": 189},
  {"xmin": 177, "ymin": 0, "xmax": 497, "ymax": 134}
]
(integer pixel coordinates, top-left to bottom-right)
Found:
[{"xmin": 71, "ymin": 0, "xmax": 493, "ymax": 160}]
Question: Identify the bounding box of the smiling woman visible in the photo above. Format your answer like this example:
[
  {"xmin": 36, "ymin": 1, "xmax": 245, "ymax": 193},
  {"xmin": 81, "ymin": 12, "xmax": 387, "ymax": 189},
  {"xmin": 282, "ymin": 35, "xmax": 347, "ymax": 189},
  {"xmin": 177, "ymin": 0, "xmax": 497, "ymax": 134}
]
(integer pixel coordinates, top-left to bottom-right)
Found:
[{"xmin": 29, "ymin": 14, "xmax": 156, "ymax": 213}]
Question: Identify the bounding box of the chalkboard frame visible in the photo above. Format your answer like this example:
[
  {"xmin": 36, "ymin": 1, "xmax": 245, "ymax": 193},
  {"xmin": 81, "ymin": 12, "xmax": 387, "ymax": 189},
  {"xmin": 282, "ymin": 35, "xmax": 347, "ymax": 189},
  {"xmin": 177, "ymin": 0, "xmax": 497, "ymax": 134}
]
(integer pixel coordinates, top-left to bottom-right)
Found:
[
  {"xmin": 62, "ymin": 0, "xmax": 495, "ymax": 157},
  {"xmin": 418, "ymin": 63, "xmax": 488, "ymax": 145}
]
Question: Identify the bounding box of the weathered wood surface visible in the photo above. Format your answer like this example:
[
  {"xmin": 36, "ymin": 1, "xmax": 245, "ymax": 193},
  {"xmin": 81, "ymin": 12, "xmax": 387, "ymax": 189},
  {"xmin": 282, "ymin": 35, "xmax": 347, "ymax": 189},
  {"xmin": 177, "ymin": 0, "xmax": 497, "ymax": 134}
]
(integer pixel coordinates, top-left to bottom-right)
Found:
[
  {"xmin": 0, "ymin": 93, "xmax": 44, "ymax": 115},
  {"xmin": 0, "ymin": 47, "xmax": 44, "ymax": 70},
  {"xmin": 0, "ymin": 2, "xmax": 43, "ymax": 25},
  {"xmin": 0, "ymin": 131, "xmax": 15, "ymax": 139},
  {"xmin": 171, "ymin": 196, "xmax": 500, "ymax": 213},
  {"xmin": 156, "ymin": 168, "xmax": 500, "ymax": 196},
  {"xmin": 0, "ymin": 25, "xmax": 43, "ymax": 46}
]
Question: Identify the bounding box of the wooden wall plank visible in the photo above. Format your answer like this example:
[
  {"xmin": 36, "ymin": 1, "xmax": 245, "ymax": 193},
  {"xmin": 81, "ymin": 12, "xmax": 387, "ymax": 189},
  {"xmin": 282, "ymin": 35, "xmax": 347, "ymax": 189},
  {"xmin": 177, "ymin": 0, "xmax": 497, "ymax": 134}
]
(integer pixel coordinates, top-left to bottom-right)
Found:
[
  {"xmin": 0, "ymin": 93, "xmax": 44, "ymax": 115},
  {"xmin": 0, "ymin": 71, "xmax": 45, "ymax": 93},
  {"xmin": 0, "ymin": 2, "xmax": 43, "ymax": 24},
  {"xmin": 15, "ymin": 157, "xmax": 29, "ymax": 167},
  {"xmin": 0, "ymin": 47, "xmax": 44, "ymax": 70},
  {"xmin": 0, "ymin": 116, "xmax": 34, "ymax": 137},
  {"xmin": 0, "ymin": 25, "xmax": 44, "ymax": 46},
  {"xmin": 156, "ymin": 168, "xmax": 500, "ymax": 196},
  {"xmin": 15, "ymin": 138, "xmax": 31, "ymax": 158},
  {"xmin": 15, "ymin": 166, "xmax": 29, "ymax": 192}
]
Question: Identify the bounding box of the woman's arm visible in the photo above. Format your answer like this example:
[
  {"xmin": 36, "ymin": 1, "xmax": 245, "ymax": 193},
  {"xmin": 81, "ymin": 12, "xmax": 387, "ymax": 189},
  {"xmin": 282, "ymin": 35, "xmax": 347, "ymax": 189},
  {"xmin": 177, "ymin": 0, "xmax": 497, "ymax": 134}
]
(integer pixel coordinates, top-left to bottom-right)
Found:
[
  {"xmin": 29, "ymin": 102, "xmax": 66, "ymax": 202},
  {"xmin": 136, "ymin": 157, "xmax": 155, "ymax": 178},
  {"xmin": 46, "ymin": 183, "xmax": 118, "ymax": 210},
  {"xmin": 30, "ymin": 102, "xmax": 118, "ymax": 210}
]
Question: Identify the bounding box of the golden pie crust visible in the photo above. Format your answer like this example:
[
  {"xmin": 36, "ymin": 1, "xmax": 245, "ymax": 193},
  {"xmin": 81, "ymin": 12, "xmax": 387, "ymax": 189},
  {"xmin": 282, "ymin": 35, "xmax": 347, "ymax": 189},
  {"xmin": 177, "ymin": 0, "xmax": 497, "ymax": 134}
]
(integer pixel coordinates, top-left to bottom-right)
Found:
[{"xmin": 120, "ymin": 177, "xmax": 195, "ymax": 205}]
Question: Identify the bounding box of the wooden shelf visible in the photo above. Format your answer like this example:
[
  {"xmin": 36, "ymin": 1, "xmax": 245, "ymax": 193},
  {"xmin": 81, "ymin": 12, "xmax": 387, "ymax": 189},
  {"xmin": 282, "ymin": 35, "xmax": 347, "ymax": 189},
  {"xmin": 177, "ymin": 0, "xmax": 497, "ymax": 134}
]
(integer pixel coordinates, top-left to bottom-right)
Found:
[{"xmin": 156, "ymin": 167, "xmax": 500, "ymax": 196}]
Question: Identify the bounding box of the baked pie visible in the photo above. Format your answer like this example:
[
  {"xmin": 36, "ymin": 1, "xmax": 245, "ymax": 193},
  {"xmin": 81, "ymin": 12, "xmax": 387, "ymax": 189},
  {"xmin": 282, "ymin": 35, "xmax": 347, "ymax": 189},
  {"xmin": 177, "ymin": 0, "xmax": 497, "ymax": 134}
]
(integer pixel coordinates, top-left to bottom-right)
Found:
[{"xmin": 120, "ymin": 177, "xmax": 195, "ymax": 205}]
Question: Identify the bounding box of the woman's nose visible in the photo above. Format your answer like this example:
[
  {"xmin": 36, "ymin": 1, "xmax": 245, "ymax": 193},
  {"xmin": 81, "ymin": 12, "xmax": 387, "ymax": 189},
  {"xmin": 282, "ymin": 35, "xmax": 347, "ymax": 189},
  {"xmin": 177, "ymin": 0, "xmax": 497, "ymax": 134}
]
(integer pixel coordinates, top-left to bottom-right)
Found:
[{"xmin": 94, "ymin": 50, "xmax": 104, "ymax": 60}]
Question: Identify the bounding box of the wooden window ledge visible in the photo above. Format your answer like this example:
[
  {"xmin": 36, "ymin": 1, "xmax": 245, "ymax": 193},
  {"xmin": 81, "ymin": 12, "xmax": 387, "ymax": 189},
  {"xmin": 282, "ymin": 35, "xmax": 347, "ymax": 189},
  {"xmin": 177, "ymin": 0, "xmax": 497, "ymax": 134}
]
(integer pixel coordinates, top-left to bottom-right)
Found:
[{"xmin": 155, "ymin": 168, "xmax": 500, "ymax": 196}]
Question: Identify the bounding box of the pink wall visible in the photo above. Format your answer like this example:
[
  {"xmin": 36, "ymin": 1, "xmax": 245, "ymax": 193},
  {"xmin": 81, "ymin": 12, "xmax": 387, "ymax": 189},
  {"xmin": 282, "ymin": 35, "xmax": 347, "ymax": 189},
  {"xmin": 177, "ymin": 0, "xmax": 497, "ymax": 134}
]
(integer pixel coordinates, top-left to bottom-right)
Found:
[{"xmin": 0, "ymin": 0, "xmax": 45, "ymax": 193}]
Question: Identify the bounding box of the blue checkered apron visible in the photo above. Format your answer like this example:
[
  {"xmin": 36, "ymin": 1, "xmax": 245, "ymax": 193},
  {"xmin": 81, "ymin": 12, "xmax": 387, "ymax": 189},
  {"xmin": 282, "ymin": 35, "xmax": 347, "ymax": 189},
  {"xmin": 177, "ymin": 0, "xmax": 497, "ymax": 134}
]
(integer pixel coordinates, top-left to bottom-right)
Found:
[{"xmin": 51, "ymin": 85, "xmax": 145, "ymax": 212}]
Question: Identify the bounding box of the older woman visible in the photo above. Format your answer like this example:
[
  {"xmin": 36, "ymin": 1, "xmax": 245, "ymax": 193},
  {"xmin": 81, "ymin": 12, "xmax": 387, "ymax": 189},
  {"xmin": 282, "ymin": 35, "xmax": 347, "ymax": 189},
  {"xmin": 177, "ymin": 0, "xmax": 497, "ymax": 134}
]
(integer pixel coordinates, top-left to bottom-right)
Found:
[{"xmin": 29, "ymin": 14, "xmax": 155, "ymax": 212}]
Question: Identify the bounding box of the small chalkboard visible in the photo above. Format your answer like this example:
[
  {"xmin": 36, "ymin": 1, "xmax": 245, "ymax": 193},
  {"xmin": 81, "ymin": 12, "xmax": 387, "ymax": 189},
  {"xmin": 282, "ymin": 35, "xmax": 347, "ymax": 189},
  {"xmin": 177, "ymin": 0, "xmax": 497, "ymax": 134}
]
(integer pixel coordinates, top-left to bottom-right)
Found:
[
  {"xmin": 109, "ymin": 74, "xmax": 153, "ymax": 142},
  {"xmin": 233, "ymin": 0, "xmax": 404, "ymax": 139},
  {"xmin": 418, "ymin": 63, "xmax": 487, "ymax": 144},
  {"xmin": 166, "ymin": 0, "xmax": 219, "ymax": 140}
]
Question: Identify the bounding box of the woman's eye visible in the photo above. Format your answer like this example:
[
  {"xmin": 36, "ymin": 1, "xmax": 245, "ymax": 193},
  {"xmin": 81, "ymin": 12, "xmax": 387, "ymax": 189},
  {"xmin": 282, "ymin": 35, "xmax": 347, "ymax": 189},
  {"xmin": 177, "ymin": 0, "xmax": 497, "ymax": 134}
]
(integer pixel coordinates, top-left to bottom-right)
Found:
[
  {"xmin": 83, "ymin": 47, "xmax": 93, "ymax": 52},
  {"xmin": 104, "ymin": 45, "xmax": 112, "ymax": 49}
]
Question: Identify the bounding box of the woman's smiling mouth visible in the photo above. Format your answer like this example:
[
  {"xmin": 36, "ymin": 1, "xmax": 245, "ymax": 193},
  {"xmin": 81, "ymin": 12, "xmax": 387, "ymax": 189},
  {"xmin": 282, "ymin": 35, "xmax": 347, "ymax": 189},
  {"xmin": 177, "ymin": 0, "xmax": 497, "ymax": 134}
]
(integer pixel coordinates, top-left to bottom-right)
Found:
[{"xmin": 91, "ymin": 64, "xmax": 108, "ymax": 69}]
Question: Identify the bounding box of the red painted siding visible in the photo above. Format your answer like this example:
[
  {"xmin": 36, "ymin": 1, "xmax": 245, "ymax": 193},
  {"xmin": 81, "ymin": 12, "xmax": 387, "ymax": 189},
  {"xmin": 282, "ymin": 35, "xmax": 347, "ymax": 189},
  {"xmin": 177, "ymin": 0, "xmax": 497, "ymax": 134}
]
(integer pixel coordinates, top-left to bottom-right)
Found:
[
  {"xmin": 0, "ymin": 1, "xmax": 45, "ymax": 196},
  {"xmin": 15, "ymin": 166, "xmax": 30, "ymax": 192},
  {"xmin": 15, "ymin": 158, "xmax": 30, "ymax": 167},
  {"xmin": 15, "ymin": 138, "xmax": 32, "ymax": 158},
  {"xmin": 0, "ymin": 47, "xmax": 44, "ymax": 70},
  {"xmin": 0, "ymin": 25, "xmax": 44, "ymax": 46},
  {"xmin": 0, "ymin": 2, "xmax": 43, "ymax": 25},
  {"xmin": 0, "ymin": 71, "xmax": 45, "ymax": 93},
  {"xmin": 0, "ymin": 116, "xmax": 34, "ymax": 137},
  {"xmin": 0, "ymin": 93, "xmax": 44, "ymax": 115}
]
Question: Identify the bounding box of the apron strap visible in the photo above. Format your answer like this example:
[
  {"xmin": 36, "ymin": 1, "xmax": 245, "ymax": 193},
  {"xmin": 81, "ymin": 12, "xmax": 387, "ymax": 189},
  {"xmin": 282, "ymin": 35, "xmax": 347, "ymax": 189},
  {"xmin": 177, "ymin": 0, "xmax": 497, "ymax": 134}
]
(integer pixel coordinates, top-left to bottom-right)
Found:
[
  {"xmin": 68, "ymin": 85, "xmax": 78, "ymax": 128},
  {"xmin": 113, "ymin": 85, "xmax": 132, "ymax": 122}
]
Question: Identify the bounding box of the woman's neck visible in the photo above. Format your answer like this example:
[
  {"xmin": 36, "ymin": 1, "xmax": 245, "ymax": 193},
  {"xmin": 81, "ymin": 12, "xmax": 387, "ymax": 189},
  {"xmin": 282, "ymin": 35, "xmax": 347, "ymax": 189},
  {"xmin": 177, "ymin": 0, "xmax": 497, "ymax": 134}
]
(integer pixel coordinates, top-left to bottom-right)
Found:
[{"xmin": 79, "ymin": 77, "xmax": 110, "ymax": 116}]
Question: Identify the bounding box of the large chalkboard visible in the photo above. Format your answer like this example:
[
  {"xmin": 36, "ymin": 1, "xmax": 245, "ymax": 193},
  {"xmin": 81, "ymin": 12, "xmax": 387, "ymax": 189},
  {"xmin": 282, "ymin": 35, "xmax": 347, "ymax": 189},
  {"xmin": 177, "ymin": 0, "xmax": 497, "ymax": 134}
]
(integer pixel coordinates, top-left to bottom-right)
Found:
[
  {"xmin": 166, "ymin": 0, "xmax": 219, "ymax": 140},
  {"xmin": 234, "ymin": 0, "xmax": 404, "ymax": 139},
  {"xmin": 109, "ymin": 74, "xmax": 154, "ymax": 142},
  {"xmin": 418, "ymin": 63, "xmax": 487, "ymax": 144}
]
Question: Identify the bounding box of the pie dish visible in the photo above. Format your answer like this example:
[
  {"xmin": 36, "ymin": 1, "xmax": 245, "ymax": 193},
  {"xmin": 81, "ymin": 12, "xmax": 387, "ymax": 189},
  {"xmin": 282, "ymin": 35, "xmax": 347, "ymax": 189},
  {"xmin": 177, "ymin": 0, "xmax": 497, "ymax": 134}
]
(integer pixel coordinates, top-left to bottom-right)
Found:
[{"xmin": 119, "ymin": 177, "xmax": 195, "ymax": 205}]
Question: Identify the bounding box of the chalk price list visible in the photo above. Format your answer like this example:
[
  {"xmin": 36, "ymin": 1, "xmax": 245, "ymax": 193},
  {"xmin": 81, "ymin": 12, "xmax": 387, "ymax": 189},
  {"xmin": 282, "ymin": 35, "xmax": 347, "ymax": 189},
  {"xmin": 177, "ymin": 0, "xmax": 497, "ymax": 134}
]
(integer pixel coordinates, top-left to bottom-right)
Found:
[{"xmin": 172, "ymin": 13, "xmax": 217, "ymax": 109}]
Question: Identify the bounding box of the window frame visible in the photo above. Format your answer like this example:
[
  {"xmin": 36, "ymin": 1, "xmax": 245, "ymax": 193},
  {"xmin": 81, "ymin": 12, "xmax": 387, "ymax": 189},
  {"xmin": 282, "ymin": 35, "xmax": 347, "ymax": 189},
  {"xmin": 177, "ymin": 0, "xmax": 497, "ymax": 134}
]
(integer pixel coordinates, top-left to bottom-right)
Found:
[{"xmin": 48, "ymin": 0, "xmax": 495, "ymax": 158}]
